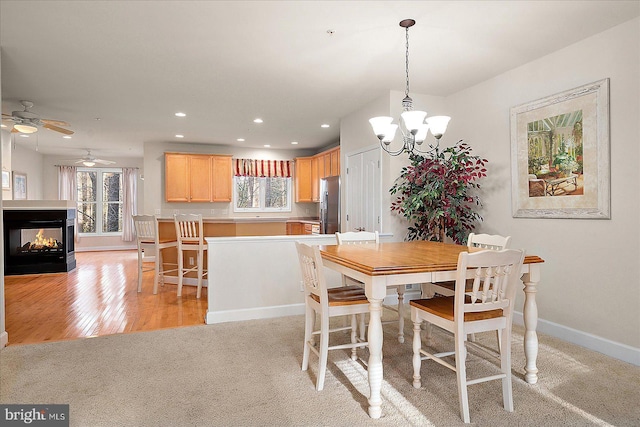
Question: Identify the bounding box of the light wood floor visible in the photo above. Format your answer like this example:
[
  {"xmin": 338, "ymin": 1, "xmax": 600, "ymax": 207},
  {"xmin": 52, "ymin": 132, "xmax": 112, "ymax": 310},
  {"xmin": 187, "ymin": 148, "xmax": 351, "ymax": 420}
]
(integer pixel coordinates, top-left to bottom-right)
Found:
[{"xmin": 4, "ymin": 250, "xmax": 208, "ymax": 346}]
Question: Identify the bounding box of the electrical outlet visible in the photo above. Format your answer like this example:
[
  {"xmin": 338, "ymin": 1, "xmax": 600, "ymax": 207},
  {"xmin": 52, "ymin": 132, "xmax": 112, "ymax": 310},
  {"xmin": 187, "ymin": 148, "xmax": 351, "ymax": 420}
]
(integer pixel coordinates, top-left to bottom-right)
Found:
[
  {"xmin": 154, "ymin": 209, "xmax": 161, "ymax": 215},
  {"xmin": 299, "ymin": 280, "xmax": 305, "ymax": 292},
  {"xmin": 189, "ymin": 257, "xmax": 195, "ymax": 265}
]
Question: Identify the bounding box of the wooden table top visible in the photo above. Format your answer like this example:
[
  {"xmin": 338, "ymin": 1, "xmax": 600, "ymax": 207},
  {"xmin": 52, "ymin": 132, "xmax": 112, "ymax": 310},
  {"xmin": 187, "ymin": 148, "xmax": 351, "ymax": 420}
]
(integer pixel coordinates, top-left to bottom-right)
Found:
[{"xmin": 319, "ymin": 240, "xmax": 544, "ymax": 277}]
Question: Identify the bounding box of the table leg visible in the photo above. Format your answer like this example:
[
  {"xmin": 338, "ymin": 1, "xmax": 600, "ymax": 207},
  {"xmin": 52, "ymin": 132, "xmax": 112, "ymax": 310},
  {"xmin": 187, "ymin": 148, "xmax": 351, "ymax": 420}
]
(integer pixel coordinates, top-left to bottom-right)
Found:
[
  {"xmin": 367, "ymin": 297, "xmax": 384, "ymax": 419},
  {"xmin": 522, "ymin": 270, "xmax": 540, "ymax": 384}
]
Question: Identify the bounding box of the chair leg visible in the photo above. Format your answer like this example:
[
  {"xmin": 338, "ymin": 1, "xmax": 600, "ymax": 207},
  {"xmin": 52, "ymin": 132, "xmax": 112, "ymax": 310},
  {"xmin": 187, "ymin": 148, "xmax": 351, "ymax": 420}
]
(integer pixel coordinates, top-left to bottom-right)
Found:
[
  {"xmin": 158, "ymin": 249, "xmax": 165, "ymax": 287},
  {"xmin": 302, "ymin": 304, "xmax": 314, "ymax": 372},
  {"xmin": 455, "ymin": 332, "xmax": 471, "ymax": 424},
  {"xmin": 316, "ymin": 314, "xmax": 330, "ymax": 391},
  {"xmin": 500, "ymin": 326, "xmax": 514, "ymax": 412},
  {"xmin": 136, "ymin": 245, "xmax": 143, "ymax": 292},
  {"xmin": 359, "ymin": 314, "xmax": 366, "ymax": 342},
  {"xmin": 153, "ymin": 246, "xmax": 160, "ymax": 294},
  {"xmin": 177, "ymin": 249, "xmax": 184, "ymax": 297},
  {"xmin": 350, "ymin": 314, "xmax": 358, "ymax": 361},
  {"xmin": 196, "ymin": 248, "xmax": 203, "ymax": 299},
  {"xmin": 397, "ymin": 286, "xmax": 405, "ymax": 343},
  {"xmin": 412, "ymin": 320, "xmax": 422, "ymax": 388}
]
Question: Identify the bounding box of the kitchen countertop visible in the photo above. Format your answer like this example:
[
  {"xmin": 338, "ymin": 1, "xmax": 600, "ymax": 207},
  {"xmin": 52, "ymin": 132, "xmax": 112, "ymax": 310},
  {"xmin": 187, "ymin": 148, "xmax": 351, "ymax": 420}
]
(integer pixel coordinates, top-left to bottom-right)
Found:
[{"xmin": 157, "ymin": 217, "xmax": 319, "ymax": 224}]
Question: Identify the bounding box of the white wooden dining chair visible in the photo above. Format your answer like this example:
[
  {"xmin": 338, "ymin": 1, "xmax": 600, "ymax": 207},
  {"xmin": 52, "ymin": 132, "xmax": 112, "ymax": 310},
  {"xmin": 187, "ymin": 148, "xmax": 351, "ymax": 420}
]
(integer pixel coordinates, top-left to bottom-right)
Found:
[
  {"xmin": 410, "ymin": 249, "xmax": 525, "ymax": 424},
  {"xmin": 424, "ymin": 233, "xmax": 512, "ymax": 348},
  {"xmin": 133, "ymin": 215, "xmax": 177, "ymax": 294},
  {"xmin": 296, "ymin": 241, "xmax": 370, "ymax": 391},
  {"xmin": 174, "ymin": 214, "xmax": 208, "ymax": 298},
  {"xmin": 335, "ymin": 231, "xmax": 407, "ymax": 343}
]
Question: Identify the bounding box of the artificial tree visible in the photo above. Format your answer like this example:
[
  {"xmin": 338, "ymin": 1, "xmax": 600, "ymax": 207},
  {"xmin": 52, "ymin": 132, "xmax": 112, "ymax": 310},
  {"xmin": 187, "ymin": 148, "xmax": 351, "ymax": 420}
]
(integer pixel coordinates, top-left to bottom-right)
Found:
[{"xmin": 390, "ymin": 140, "xmax": 488, "ymax": 244}]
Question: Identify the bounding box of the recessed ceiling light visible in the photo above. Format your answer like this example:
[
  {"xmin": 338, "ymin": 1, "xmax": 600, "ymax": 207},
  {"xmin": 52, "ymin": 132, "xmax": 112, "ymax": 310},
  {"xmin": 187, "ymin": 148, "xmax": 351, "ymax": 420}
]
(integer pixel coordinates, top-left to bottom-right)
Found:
[
  {"xmin": 321, "ymin": 124, "xmax": 330, "ymax": 128},
  {"xmin": 63, "ymin": 135, "xmax": 72, "ymax": 139},
  {"xmin": 263, "ymin": 144, "xmax": 271, "ymax": 148},
  {"xmin": 175, "ymin": 112, "xmax": 186, "ymax": 117},
  {"xmin": 291, "ymin": 141, "xmax": 299, "ymax": 145},
  {"xmin": 175, "ymin": 134, "xmax": 184, "ymax": 138},
  {"xmin": 253, "ymin": 118, "xmax": 263, "ymax": 124},
  {"xmin": 237, "ymin": 138, "xmax": 245, "ymax": 142},
  {"xmin": 19, "ymin": 134, "xmax": 29, "ymax": 138}
]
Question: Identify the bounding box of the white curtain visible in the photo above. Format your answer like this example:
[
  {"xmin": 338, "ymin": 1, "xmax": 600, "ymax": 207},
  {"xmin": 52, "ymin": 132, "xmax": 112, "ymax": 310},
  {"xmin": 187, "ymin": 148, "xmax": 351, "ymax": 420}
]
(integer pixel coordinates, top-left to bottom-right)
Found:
[
  {"xmin": 58, "ymin": 165, "xmax": 79, "ymax": 242},
  {"xmin": 122, "ymin": 167, "xmax": 138, "ymax": 242}
]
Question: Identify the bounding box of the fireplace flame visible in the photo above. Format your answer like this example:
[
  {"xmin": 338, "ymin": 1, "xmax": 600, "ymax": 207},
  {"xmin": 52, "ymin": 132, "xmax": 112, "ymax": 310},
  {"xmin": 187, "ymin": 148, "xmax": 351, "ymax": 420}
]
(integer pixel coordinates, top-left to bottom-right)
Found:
[{"xmin": 30, "ymin": 229, "xmax": 60, "ymax": 249}]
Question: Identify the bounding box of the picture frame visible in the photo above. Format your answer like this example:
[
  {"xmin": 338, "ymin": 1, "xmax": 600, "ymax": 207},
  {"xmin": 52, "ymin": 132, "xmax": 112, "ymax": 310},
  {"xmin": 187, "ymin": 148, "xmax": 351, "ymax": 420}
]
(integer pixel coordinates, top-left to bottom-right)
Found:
[
  {"xmin": 510, "ymin": 78, "xmax": 610, "ymax": 219},
  {"xmin": 12, "ymin": 171, "xmax": 27, "ymax": 200},
  {"xmin": 1, "ymin": 170, "xmax": 10, "ymax": 190}
]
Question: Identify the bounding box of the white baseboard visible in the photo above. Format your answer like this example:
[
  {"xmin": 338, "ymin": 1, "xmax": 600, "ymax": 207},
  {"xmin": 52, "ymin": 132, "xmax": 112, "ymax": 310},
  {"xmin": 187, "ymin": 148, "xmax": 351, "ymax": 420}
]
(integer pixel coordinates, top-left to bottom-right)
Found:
[
  {"xmin": 76, "ymin": 245, "xmax": 136, "ymax": 252},
  {"xmin": 0, "ymin": 330, "xmax": 8, "ymax": 348},
  {"xmin": 206, "ymin": 303, "xmax": 305, "ymax": 324},
  {"xmin": 513, "ymin": 311, "xmax": 640, "ymax": 366},
  {"xmin": 162, "ymin": 276, "xmax": 208, "ymax": 287}
]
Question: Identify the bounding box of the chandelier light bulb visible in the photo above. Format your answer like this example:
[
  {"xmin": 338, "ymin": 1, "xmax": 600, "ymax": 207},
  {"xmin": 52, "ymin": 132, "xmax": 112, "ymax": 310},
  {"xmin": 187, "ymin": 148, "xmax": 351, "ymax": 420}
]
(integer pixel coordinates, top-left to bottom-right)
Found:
[
  {"xmin": 382, "ymin": 124, "xmax": 398, "ymax": 144},
  {"xmin": 369, "ymin": 117, "xmax": 393, "ymax": 139},
  {"xmin": 401, "ymin": 110, "xmax": 427, "ymax": 133},
  {"xmin": 426, "ymin": 116, "xmax": 451, "ymax": 139},
  {"xmin": 414, "ymin": 124, "xmax": 430, "ymax": 144}
]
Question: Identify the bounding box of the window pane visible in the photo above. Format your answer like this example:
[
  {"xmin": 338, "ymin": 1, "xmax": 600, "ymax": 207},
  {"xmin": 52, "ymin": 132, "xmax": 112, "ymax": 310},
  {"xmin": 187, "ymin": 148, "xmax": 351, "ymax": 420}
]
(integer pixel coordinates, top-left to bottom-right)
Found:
[
  {"xmin": 77, "ymin": 202, "xmax": 96, "ymax": 233},
  {"xmin": 102, "ymin": 172, "xmax": 122, "ymax": 202},
  {"xmin": 265, "ymin": 177, "xmax": 288, "ymax": 208},
  {"xmin": 102, "ymin": 202, "xmax": 122, "ymax": 232},
  {"xmin": 236, "ymin": 176, "xmax": 260, "ymax": 208},
  {"xmin": 77, "ymin": 171, "xmax": 97, "ymax": 202}
]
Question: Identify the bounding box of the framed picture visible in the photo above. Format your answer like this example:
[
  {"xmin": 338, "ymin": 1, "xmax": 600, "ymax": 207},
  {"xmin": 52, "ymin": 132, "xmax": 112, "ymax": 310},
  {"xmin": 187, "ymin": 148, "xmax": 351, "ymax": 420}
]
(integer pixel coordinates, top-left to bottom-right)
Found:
[
  {"xmin": 12, "ymin": 171, "xmax": 27, "ymax": 200},
  {"xmin": 1, "ymin": 170, "xmax": 9, "ymax": 189},
  {"xmin": 510, "ymin": 78, "xmax": 610, "ymax": 219}
]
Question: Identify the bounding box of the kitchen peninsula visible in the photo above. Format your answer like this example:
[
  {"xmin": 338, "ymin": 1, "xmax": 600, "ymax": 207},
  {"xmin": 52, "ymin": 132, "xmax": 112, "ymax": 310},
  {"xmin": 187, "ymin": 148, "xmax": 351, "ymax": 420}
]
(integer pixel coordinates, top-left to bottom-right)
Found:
[{"xmin": 156, "ymin": 216, "xmax": 320, "ymax": 285}]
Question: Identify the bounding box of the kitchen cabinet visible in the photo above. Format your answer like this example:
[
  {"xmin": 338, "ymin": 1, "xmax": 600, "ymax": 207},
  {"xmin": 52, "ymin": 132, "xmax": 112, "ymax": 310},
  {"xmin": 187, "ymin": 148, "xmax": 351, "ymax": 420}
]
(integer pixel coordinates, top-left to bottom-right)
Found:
[
  {"xmin": 294, "ymin": 147, "xmax": 340, "ymax": 204},
  {"xmin": 286, "ymin": 222, "xmax": 304, "ymax": 235},
  {"xmin": 295, "ymin": 157, "xmax": 313, "ymax": 202},
  {"xmin": 165, "ymin": 152, "xmax": 232, "ymax": 202}
]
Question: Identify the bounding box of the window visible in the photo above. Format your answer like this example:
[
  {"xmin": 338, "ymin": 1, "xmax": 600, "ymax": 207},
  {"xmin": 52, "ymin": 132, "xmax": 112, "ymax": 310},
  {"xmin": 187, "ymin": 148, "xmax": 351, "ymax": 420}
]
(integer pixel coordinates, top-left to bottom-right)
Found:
[
  {"xmin": 234, "ymin": 176, "xmax": 292, "ymax": 212},
  {"xmin": 77, "ymin": 168, "xmax": 123, "ymax": 235}
]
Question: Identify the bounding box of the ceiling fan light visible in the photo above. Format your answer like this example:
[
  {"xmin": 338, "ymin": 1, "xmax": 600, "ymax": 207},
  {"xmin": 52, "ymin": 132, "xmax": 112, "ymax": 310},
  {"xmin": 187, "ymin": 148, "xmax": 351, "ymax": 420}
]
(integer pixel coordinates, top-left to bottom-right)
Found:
[
  {"xmin": 82, "ymin": 161, "xmax": 96, "ymax": 167},
  {"xmin": 14, "ymin": 124, "xmax": 38, "ymax": 134}
]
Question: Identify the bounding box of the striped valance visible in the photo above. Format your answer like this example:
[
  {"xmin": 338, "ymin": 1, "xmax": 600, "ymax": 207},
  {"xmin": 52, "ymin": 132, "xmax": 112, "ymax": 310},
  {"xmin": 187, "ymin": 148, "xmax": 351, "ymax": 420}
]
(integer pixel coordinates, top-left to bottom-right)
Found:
[{"xmin": 234, "ymin": 159, "xmax": 293, "ymax": 178}]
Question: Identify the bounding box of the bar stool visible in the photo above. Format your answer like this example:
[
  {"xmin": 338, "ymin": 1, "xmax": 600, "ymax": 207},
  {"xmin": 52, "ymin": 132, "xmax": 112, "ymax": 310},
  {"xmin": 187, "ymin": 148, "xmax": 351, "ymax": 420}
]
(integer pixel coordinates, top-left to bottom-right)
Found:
[
  {"xmin": 174, "ymin": 214, "xmax": 208, "ymax": 298},
  {"xmin": 133, "ymin": 215, "xmax": 177, "ymax": 294}
]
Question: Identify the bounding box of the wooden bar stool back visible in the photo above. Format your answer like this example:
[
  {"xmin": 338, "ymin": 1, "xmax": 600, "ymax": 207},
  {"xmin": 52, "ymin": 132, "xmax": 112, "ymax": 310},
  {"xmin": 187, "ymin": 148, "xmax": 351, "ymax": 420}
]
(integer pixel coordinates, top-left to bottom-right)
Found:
[
  {"xmin": 133, "ymin": 215, "xmax": 177, "ymax": 294},
  {"xmin": 174, "ymin": 214, "xmax": 208, "ymax": 298}
]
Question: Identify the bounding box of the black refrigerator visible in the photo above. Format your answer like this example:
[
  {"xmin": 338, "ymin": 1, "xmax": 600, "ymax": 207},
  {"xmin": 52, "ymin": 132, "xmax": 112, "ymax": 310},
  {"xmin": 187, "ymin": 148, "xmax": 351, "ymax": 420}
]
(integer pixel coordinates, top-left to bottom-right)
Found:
[{"xmin": 319, "ymin": 176, "xmax": 340, "ymax": 234}]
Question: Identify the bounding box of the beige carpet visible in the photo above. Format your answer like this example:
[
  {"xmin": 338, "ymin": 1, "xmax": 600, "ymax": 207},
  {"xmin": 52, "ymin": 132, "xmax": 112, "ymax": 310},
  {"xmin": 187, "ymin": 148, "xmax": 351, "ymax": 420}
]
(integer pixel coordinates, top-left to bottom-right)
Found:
[{"xmin": 1, "ymin": 315, "xmax": 639, "ymax": 426}]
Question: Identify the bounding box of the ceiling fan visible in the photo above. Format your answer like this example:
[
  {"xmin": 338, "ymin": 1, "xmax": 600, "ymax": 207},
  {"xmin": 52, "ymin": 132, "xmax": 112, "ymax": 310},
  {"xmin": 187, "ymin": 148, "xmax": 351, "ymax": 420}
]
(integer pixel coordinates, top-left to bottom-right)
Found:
[
  {"xmin": 67, "ymin": 150, "xmax": 116, "ymax": 167},
  {"xmin": 1, "ymin": 100, "xmax": 74, "ymax": 135}
]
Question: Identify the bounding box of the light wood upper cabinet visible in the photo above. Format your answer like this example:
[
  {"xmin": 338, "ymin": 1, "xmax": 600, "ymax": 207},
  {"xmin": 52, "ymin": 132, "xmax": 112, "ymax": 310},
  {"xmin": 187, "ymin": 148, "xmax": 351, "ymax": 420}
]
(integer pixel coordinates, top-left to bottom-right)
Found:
[
  {"xmin": 211, "ymin": 155, "xmax": 232, "ymax": 202},
  {"xmin": 189, "ymin": 155, "xmax": 212, "ymax": 202},
  {"xmin": 295, "ymin": 157, "xmax": 313, "ymax": 203},
  {"xmin": 294, "ymin": 147, "xmax": 340, "ymax": 204},
  {"xmin": 165, "ymin": 153, "xmax": 190, "ymax": 202},
  {"xmin": 165, "ymin": 152, "xmax": 232, "ymax": 203}
]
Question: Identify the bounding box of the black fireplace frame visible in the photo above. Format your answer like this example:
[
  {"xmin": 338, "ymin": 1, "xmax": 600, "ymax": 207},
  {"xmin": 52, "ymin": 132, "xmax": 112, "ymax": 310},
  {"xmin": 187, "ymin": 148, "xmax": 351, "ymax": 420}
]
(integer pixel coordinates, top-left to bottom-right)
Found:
[{"xmin": 4, "ymin": 208, "xmax": 77, "ymax": 275}]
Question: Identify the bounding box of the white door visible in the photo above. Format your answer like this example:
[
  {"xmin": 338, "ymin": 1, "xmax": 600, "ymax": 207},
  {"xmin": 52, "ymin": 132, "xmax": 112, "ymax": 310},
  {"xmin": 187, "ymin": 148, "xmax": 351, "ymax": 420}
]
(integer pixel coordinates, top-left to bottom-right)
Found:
[{"xmin": 345, "ymin": 146, "xmax": 381, "ymax": 232}]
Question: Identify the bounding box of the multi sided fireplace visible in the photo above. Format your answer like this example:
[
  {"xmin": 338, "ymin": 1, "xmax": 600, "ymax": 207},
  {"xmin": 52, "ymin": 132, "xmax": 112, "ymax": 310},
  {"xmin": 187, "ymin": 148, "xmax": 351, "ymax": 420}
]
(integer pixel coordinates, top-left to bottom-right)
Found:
[{"xmin": 3, "ymin": 208, "xmax": 76, "ymax": 275}]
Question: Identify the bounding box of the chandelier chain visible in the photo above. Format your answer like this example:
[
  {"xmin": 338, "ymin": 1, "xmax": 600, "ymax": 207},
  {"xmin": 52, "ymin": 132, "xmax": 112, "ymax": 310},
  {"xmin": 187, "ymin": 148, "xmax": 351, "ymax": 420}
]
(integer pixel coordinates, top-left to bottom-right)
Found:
[{"xmin": 405, "ymin": 26, "xmax": 410, "ymax": 98}]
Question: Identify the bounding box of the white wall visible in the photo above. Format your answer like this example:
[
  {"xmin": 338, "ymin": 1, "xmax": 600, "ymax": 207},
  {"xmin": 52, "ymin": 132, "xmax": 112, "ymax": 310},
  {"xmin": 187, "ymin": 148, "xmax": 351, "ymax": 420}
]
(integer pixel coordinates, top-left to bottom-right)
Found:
[
  {"xmin": 446, "ymin": 18, "xmax": 640, "ymax": 351},
  {"xmin": 10, "ymin": 143, "xmax": 44, "ymax": 200}
]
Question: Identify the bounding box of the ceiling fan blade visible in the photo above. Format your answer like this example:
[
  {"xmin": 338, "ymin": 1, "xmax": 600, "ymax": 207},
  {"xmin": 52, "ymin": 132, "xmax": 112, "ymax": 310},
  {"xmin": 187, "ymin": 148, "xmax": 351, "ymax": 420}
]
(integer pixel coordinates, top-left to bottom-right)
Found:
[
  {"xmin": 43, "ymin": 123, "xmax": 74, "ymax": 135},
  {"xmin": 11, "ymin": 127, "xmax": 19, "ymax": 133},
  {"xmin": 94, "ymin": 159, "xmax": 116, "ymax": 165},
  {"xmin": 41, "ymin": 119, "xmax": 71, "ymax": 127},
  {"xmin": 2, "ymin": 113, "xmax": 13, "ymax": 117}
]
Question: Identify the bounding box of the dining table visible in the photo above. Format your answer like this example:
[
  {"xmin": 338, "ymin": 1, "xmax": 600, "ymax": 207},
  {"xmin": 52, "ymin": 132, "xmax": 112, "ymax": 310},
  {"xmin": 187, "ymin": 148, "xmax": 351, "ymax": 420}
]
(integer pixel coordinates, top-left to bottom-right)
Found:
[{"xmin": 319, "ymin": 240, "xmax": 544, "ymax": 419}]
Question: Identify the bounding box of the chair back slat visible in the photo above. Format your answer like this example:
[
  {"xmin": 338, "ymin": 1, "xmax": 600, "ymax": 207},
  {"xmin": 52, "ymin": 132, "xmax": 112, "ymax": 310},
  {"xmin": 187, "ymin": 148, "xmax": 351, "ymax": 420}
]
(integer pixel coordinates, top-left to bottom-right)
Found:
[
  {"xmin": 133, "ymin": 215, "xmax": 158, "ymax": 243},
  {"xmin": 456, "ymin": 249, "xmax": 524, "ymax": 317},
  {"xmin": 295, "ymin": 242, "xmax": 327, "ymax": 305},
  {"xmin": 467, "ymin": 233, "xmax": 511, "ymax": 250},
  {"xmin": 174, "ymin": 214, "xmax": 204, "ymax": 246},
  {"xmin": 335, "ymin": 231, "xmax": 379, "ymax": 245}
]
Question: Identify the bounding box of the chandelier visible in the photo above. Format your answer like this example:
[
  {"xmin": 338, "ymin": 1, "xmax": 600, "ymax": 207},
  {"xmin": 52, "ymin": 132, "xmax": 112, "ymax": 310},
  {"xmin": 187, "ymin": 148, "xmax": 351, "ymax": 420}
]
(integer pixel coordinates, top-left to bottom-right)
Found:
[{"xmin": 369, "ymin": 19, "xmax": 451, "ymax": 156}]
